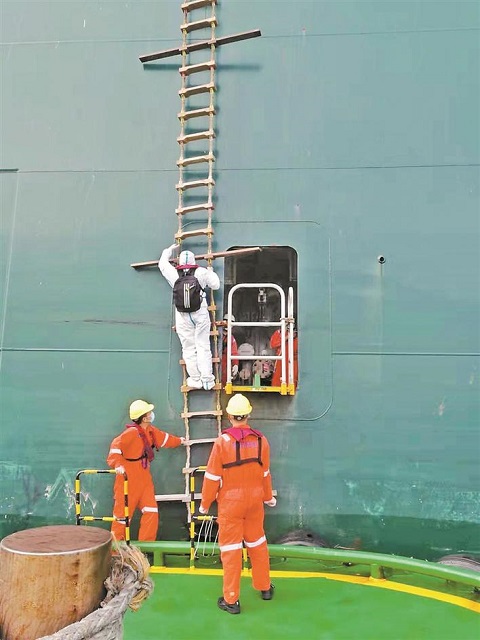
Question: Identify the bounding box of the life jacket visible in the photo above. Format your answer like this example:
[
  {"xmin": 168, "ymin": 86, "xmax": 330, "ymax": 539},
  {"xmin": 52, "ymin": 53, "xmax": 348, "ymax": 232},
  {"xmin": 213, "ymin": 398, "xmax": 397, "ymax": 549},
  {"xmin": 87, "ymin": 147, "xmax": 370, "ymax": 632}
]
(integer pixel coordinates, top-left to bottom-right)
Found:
[
  {"xmin": 125, "ymin": 424, "xmax": 158, "ymax": 469},
  {"xmin": 221, "ymin": 426, "xmax": 264, "ymax": 469}
]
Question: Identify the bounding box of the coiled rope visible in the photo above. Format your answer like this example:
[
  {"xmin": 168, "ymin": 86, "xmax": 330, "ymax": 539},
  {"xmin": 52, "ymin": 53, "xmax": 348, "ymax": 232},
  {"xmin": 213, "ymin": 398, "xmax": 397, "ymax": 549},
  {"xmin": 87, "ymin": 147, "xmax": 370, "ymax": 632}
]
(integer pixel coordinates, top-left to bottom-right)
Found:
[{"xmin": 39, "ymin": 544, "xmax": 154, "ymax": 640}]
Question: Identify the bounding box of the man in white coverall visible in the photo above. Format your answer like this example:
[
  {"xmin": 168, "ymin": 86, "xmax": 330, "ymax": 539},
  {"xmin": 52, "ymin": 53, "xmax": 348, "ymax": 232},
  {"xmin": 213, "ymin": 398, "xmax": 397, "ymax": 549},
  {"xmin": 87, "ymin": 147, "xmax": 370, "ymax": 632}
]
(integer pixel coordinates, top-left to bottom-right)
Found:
[{"xmin": 159, "ymin": 244, "xmax": 220, "ymax": 390}]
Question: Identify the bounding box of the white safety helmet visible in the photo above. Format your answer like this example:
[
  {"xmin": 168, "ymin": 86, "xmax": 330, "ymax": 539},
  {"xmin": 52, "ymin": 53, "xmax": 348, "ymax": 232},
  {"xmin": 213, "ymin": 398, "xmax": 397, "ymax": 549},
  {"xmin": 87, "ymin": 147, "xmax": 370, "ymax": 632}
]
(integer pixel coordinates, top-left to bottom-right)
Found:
[
  {"xmin": 176, "ymin": 250, "xmax": 198, "ymax": 270},
  {"xmin": 226, "ymin": 394, "xmax": 252, "ymax": 417},
  {"xmin": 223, "ymin": 313, "xmax": 236, "ymax": 322}
]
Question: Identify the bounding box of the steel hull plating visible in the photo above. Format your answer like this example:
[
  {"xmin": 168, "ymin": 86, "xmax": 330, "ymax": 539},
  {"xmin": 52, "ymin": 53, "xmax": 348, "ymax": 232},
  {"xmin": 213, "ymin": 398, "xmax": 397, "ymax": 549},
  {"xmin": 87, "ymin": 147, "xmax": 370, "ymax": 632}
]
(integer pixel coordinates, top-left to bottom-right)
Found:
[{"xmin": 0, "ymin": 1, "xmax": 479, "ymax": 560}]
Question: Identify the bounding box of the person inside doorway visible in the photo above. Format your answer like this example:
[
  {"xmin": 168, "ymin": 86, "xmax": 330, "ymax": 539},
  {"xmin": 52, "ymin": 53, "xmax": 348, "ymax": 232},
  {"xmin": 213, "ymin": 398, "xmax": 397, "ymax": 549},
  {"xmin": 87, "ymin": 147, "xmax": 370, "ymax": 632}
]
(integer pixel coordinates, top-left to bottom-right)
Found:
[{"xmin": 269, "ymin": 328, "xmax": 298, "ymax": 388}]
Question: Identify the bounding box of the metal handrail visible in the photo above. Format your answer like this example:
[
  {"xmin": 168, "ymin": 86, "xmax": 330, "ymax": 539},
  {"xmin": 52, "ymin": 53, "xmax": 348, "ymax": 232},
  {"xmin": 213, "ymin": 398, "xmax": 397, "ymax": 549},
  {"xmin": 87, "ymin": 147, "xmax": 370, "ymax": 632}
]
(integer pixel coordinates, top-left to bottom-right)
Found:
[
  {"xmin": 135, "ymin": 541, "xmax": 480, "ymax": 590},
  {"xmin": 226, "ymin": 283, "xmax": 290, "ymax": 392},
  {"xmin": 75, "ymin": 469, "xmax": 130, "ymax": 545}
]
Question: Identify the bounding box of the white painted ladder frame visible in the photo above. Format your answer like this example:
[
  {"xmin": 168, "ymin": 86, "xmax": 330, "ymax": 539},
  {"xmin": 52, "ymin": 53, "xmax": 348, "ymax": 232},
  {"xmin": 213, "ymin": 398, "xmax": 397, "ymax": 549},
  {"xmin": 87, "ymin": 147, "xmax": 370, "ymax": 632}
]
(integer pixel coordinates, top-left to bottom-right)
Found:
[{"xmin": 225, "ymin": 283, "xmax": 295, "ymax": 395}]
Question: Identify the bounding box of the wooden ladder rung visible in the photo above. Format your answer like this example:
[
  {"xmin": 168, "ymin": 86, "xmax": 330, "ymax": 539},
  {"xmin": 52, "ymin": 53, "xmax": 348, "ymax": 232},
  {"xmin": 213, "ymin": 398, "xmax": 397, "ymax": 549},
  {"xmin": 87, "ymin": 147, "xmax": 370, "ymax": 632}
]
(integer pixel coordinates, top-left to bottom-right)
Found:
[
  {"xmin": 178, "ymin": 106, "xmax": 215, "ymax": 121},
  {"xmin": 181, "ymin": 410, "xmax": 223, "ymax": 418},
  {"xmin": 179, "ymin": 82, "xmax": 215, "ymax": 98},
  {"xmin": 183, "ymin": 467, "xmax": 206, "ymax": 474},
  {"xmin": 176, "ymin": 202, "xmax": 213, "ymax": 216},
  {"xmin": 181, "ymin": 17, "xmax": 218, "ymax": 33},
  {"xmin": 175, "ymin": 227, "xmax": 214, "ymax": 240},
  {"xmin": 177, "ymin": 153, "xmax": 215, "ymax": 167},
  {"xmin": 181, "ymin": 383, "xmax": 221, "ymax": 392},
  {"xmin": 179, "ymin": 61, "xmax": 216, "ymax": 76},
  {"xmin": 180, "ymin": 357, "xmax": 220, "ymax": 365},
  {"xmin": 181, "ymin": 0, "xmax": 217, "ymax": 12},
  {"xmin": 177, "ymin": 130, "xmax": 215, "ymax": 144},
  {"xmin": 186, "ymin": 437, "xmax": 217, "ymax": 445},
  {"xmin": 176, "ymin": 178, "xmax": 214, "ymax": 191}
]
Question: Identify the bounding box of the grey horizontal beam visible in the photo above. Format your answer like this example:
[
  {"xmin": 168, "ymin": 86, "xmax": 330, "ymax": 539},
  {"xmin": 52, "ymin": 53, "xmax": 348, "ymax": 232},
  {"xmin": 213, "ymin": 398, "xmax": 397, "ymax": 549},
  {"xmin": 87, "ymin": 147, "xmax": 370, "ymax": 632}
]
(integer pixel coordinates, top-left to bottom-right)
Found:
[{"xmin": 139, "ymin": 29, "xmax": 261, "ymax": 63}]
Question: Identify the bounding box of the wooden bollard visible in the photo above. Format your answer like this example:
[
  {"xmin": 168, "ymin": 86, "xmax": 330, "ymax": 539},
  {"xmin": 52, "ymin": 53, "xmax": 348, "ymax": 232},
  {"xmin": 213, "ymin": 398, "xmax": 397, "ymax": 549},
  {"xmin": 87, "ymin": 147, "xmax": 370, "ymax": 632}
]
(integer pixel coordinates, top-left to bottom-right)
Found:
[{"xmin": 0, "ymin": 525, "xmax": 112, "ymax": 640}]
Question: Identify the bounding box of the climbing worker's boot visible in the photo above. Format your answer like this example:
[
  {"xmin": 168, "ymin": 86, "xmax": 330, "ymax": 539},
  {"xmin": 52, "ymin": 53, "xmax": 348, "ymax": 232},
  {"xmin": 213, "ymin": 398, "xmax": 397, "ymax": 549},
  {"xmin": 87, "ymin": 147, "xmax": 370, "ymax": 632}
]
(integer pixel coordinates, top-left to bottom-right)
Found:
[
  {"xmin": 186, "ymin": 377, "xmax": 203, "ymax": 389},
  {"xmin": 261, "ymin": 584, "xmax": 275, "ymax": 600},
  {"xmin": 217, "ymin": 597, "xmax": 241, "ymax": 614},
  {"xmin": 202, "ymin": 377, "xmax": 216, "ymax": 391}
]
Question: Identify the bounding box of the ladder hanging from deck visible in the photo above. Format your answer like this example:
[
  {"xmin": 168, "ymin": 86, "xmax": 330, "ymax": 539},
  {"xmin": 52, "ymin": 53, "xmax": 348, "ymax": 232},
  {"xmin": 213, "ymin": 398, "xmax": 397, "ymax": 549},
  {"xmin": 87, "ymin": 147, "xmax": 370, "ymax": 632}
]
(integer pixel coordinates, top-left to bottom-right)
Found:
[
  {"xmin": 175, "ymin": 0, "xmax": 222, "ymax": 531},
  {"xmin": 138, "ymin": 2, "xmax": 261, "ymax": 537},
  {"xmin": 143, "ymin": 0, "xmax": 223, "ymax": 521},
  {"xmin": 175, "ymin": 0, "xmax": 217, "ymax": 243},
  {"xmin": 137, "ymin": 0, "xmax": 261, "ymax": 548}
]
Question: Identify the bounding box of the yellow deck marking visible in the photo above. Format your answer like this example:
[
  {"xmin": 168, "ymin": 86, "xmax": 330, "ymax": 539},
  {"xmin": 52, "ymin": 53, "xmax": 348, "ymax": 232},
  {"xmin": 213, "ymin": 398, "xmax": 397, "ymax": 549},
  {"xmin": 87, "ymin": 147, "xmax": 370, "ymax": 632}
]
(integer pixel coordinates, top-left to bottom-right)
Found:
[{"xmin": 148, "ymin": 566, "xmax": 480, "ymax": 613}]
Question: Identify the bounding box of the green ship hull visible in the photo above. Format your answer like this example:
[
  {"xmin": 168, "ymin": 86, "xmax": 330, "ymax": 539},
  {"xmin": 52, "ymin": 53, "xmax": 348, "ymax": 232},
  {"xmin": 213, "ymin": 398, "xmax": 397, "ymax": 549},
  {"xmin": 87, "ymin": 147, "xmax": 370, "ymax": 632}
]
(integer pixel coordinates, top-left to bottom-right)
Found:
[{"xmin": 1, "ymin": 0, "xmax": 479, "ymax": 567}]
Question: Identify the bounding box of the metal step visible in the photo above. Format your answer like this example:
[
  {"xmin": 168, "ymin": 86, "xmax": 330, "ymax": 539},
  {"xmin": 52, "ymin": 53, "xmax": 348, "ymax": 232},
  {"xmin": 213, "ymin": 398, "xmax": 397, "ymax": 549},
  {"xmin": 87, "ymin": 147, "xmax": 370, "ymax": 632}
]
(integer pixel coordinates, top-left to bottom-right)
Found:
[
  {"xmin": 179, "ymin": 61, "xmax": 216, "ymax": 76},
  {"xmin": 181, "ymin": 409, "xmax": 223, "ymax": 418},
  {"xmin": 179, "ymin": 82, "xmax": 215, "ymax": 98},
  {"xmin": 175, "ymin": 226, "xmax": 214, "ymax": 240},
  {"xmin": 176, "ymin": 178, "xmax": 215, "ymax": 191},
  {"xmin": 227, "ymin": 384, "xmax": 293, "ymax": 395},
  {"xmin": 181, "ymin": 0, "xmax": 217, "ymax": 12},
  {"xmin": 175, "ymin": 202, "xmax": 213, "ymax": 216},
  {"xmin": 177, "ymin": 129, "xmax": 215, "ymax": 144},
  {"xmin": 181, "ymin": 17, "xmax": 218, "ymax": 33},
  {"xmin": 155, "ymin": 492, "xmax": 201, "ymax": 502},
  {"xmin": 178, "ymin": 106, "xmax": 215, "ymax": 121}
]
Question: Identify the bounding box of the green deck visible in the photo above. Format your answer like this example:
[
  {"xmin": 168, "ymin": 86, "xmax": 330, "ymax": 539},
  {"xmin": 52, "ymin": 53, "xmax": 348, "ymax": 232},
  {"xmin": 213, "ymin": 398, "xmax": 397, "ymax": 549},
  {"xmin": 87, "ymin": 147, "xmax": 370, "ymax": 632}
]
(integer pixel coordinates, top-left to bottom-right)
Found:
[
  {"xmin": 120, "ymin": 542, "xmax": 480, "ymax": 639},
  {"xmin": 124, "ymin": 572, "xmax": 479, "ymax": 640}
]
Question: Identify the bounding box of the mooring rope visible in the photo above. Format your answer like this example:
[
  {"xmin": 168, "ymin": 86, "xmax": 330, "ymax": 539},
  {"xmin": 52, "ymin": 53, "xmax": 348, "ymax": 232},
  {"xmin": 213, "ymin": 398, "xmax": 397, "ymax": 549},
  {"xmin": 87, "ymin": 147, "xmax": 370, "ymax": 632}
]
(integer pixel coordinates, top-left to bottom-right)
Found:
[{"xmin": 39, "ymin": 544, "xmax": 154, "ymax": 640}]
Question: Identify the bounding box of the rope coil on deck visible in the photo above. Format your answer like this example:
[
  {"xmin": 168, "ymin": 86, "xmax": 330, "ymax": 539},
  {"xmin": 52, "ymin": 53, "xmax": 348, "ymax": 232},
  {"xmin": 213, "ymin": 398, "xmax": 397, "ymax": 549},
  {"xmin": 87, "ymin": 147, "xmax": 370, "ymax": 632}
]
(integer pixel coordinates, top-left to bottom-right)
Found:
[{"xmin": 39, "ymin": 544, "xmax": 154, "ymax": 640}]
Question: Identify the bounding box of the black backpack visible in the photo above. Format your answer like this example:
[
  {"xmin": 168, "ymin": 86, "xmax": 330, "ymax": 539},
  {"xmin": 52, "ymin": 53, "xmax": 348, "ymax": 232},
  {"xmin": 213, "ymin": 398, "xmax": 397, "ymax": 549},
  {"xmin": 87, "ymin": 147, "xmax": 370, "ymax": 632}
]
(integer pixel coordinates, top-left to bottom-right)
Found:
[{"xmin": 172, "ymin": 271, "xmax": 204, "ymax": 312}]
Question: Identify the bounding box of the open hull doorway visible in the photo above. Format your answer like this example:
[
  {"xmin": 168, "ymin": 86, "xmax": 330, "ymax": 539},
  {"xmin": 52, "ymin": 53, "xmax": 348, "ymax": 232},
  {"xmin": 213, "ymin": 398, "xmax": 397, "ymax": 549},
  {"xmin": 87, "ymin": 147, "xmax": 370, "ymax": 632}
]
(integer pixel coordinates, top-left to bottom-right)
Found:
[{"xmin": 222, "ymin": 247, "xmax": 298, "ymax": 392}]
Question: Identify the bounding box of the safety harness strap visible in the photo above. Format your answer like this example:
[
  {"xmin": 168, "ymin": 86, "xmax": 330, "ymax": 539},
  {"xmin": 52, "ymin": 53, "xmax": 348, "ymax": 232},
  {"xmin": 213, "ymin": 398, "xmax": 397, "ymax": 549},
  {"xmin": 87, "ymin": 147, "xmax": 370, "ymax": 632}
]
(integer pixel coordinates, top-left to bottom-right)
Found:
[
  {"xmin": 222, "ymin": 437, "xmax": 263, "ymax": 468},
  {"xmin": 125, "ymin": 423, "xmax": 157, "ymax": 468}
]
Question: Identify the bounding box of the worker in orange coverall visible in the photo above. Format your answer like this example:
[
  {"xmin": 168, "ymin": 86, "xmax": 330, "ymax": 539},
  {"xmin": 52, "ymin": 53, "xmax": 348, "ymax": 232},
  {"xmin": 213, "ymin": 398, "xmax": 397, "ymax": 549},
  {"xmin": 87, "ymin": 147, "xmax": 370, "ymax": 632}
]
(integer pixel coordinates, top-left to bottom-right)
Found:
[
  {"xmin": 270, "ymin": 328, "xmax": 298, "ymax": 388},
  {"xmin": 221, "ymin": 314, "xmax": 239, "ymax": 384},
  {"xmin": 199, "ymin": 394, "xmax": 277, "ymax": 614},
  {"xmin": 107, "ymin": 399, "xmax": 185, "ymax": 541}
]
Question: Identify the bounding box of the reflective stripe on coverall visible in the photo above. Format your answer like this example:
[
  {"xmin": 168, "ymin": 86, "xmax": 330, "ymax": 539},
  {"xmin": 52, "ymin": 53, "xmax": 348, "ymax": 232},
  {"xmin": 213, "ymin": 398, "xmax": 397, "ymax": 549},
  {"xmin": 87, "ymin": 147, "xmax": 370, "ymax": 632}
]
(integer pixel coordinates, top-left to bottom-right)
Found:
[
  {"xmin": 200, "ymin": 427, "xmax": 274, "ymax": 604},
  {"xmin": 107, "ymin": 425, "xmax": 182, "ymax": 541}
]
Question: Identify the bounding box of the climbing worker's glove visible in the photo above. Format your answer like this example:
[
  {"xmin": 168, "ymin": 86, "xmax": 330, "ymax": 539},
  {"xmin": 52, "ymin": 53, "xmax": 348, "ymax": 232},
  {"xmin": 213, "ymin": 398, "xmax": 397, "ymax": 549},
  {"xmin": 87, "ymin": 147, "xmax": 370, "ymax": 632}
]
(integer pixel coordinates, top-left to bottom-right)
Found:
[
  {"xmin": 199, "ymin": 505, "xmax": 208, "ymax": 515},
  {"xmin": 180, "ymin": 437, "xmax": 187, "ymax": 445},
  {"xmin": 231, "ymin": 364, "xmax": 239, "ymax": 378},
  {"xmin": 115, "ymin": 465, "xmax": 126, "ymax": 475},
  {"xmin": 168, "ymin": 243, "xmax": 179, "ymax": 255},
  {"xmin": 264, "ymin": 497, "xmax": 277, "ymax": 507}
]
